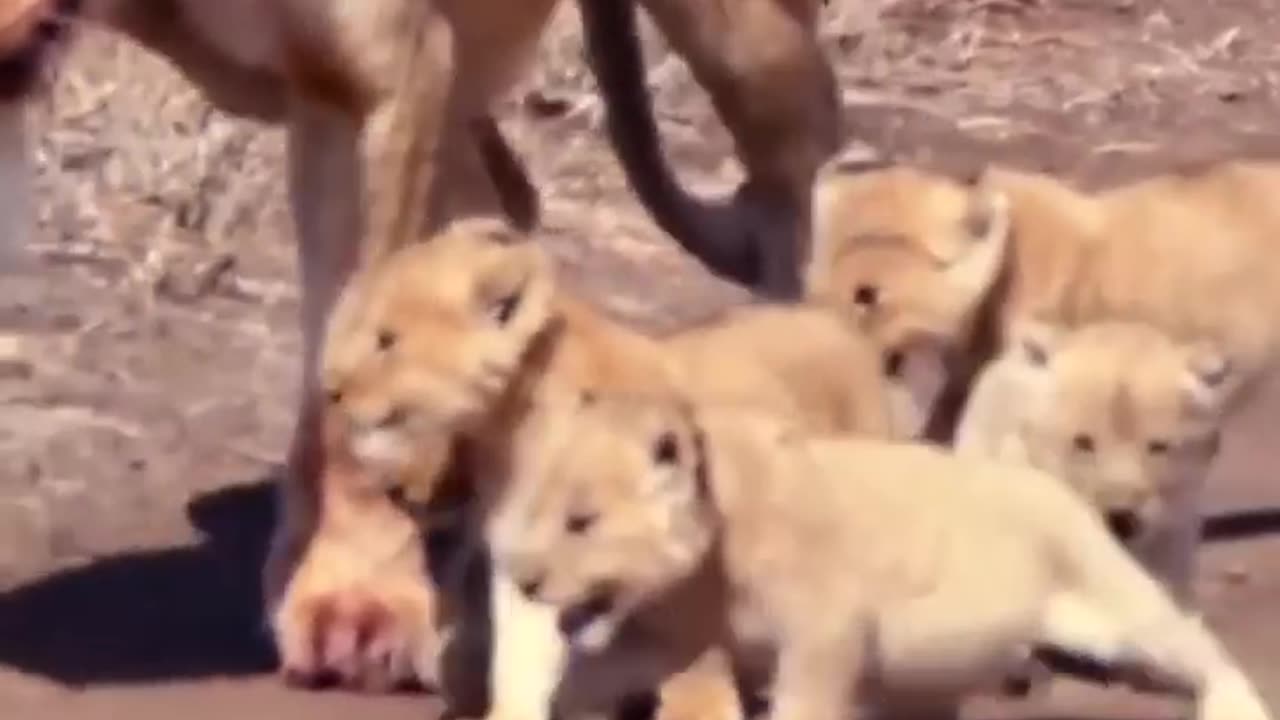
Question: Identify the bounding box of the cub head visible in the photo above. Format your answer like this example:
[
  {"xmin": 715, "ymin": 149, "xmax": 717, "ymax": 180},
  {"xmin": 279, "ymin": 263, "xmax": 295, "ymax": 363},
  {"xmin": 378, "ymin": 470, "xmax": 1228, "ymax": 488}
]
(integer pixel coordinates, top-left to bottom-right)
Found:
[
  {"xmin": 321, "ymin": 216, "xmax": 557, "ymax": 482},
  {"xmin": 1006, "ymin": 320, "xmax": 1233, "ymax": 545},
  {"xmin": 806, "ymin": 161, "xmax": 1014, "ymax": 372},
  {"xmin": 490, "ymin": 390, "xmax": 716, "ymax": 654}
]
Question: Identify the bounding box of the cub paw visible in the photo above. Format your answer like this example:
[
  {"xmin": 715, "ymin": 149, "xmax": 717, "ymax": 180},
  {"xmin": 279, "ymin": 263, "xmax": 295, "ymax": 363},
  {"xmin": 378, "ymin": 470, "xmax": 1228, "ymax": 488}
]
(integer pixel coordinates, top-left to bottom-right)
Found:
[
  {"xmin": 997, "ymin": 662, "xmax": 1053, "ymax": 700},
  {"xmin": 1199, "ymin": 671, "xmax": 1272, "ymax": 720}
]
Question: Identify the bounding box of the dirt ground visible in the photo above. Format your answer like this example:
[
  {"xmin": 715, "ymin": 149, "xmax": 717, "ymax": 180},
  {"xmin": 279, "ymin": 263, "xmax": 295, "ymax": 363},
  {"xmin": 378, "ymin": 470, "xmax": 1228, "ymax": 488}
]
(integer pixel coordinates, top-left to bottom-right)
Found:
[{"xmin": 1, "ymin": 0, "xmax": 1279, "ymax": 718}]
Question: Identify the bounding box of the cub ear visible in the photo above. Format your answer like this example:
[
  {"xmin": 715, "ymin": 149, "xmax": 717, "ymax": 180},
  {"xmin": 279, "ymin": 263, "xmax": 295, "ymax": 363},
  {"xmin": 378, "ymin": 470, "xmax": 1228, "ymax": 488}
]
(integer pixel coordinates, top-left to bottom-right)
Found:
[
  {"xmin": 942, "ymin": 186, "xmax": 1012, "ymax": 300},
  {"xmin": 472, "ymin": 239, "xmax": 555, "ymax": 331},
  {"xmin": 805, "ymin": 146, "xmax": 893, "ymax": 294},
  {"xmin": 1180, "ymin": 342, "xmax": 1237, "ymax": 416},
  {"xmin": 643, "ymin": 399, "xmax": 710, "ymax": 507},
  {"xmin": 1006, "ymin": 317, "xmax": 1063, "ymax": 370}
]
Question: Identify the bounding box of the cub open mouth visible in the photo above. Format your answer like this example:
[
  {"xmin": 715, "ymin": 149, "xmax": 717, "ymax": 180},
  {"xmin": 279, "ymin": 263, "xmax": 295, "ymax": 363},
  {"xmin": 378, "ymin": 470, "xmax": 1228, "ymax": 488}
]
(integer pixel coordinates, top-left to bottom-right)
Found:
[{"xmin": 557, "ymin": 591, "xmax": 616, "ymax": 639}]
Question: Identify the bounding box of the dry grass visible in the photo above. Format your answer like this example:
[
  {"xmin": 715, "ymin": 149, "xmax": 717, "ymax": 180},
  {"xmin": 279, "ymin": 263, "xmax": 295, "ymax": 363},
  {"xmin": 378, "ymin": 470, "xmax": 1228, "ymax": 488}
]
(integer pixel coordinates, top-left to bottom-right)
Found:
[{"xmin": 23, "ymin": 0, "xmax": 1280, "ymax": 296}]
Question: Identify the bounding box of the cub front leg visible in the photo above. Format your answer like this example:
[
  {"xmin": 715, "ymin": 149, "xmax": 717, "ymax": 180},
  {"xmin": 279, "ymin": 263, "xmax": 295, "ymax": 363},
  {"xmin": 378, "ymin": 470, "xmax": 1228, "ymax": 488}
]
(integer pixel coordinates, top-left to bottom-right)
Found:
[
  {"xmin": 769, "ymin": 620, "xmax": 865, "ymax": 720},
  {"xmin": 655, "ymin": 647, "xmax": 745, "ymax": 720},
  {"xmin": 1139, "ymin": 512, "xmax": 1203, "ymax": 611},
  {"xmin": 486, "ymin": 570, "xmax": 569, "ymax": 720}
]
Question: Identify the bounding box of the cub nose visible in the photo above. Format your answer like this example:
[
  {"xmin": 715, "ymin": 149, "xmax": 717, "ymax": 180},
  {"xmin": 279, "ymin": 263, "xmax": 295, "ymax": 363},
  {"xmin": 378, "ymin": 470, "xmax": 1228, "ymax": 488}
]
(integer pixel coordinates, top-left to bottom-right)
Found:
[
  {"xmin": 375, "ymin": 406, "xmax": 409, "ymax": 429},
  {"xmin": 518, "ymin": 574, "xmax": 545, "ymax": 601},
  {"xmin": 1104, "ymin": 510, "xmax": 1141, "ymax": 542},
  {"xmin": 385, "ymin": 484, "xmax": 406, "ymax": 507}
]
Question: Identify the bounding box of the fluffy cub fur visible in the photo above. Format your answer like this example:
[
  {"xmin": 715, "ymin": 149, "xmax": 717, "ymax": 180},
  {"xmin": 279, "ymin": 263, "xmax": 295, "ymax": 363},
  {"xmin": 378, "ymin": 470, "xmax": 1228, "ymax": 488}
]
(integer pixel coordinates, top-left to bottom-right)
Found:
[
  {"xmin": 956, "ymin": 319, "xmax": 1233, "ymax": 609},
  {"xmin": 322, "ymin": 216, "xmax": 901, "ymax": 498},
  {"xmin": 488, "ymin": 390, "xmax": 1272, "ymax": 720},
  {"xmin": 805, "ymin": 158, "xmax": 1280, "ymax": 439},
  {"xmin": 320, "ymin": 216, "xmax": 902, "ymax": 720}
]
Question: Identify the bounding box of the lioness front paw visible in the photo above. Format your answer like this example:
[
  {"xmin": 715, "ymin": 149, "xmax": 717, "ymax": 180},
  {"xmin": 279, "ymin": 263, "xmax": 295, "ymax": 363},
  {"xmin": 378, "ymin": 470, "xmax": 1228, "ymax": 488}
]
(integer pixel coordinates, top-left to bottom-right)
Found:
[
  {"xmin": 266, "ymin": 509, "xmax": 443, "ymax": 693},
  {"xmin": 274, "ymin": 586, "xmax": 436, "ymax": 692}
]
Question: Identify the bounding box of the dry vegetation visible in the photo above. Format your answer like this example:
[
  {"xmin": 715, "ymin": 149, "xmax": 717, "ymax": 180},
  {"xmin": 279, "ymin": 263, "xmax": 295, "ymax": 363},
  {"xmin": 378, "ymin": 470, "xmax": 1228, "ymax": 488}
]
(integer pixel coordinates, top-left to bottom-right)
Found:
[{"xmin": 2, "ymin": 0, "xmax": 1280, "ymax": 713}]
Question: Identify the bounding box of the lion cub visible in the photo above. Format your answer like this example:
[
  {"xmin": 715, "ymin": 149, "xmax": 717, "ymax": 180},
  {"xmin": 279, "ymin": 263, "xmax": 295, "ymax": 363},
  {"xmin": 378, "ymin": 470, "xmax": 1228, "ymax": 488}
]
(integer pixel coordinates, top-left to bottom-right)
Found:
[
  {"xmin": 320, "ymin": 216, "xmax": 903, "ymax": 720},
  {"xmin": 955, "ymin": 319, "xmax": 1233, "ymax": 609},
  {"xmin": 488, "ymin": 389, "xmax": 1272, "ymax": 720},
  {"xmin": 805, "ymin": 158, "xmax": 1280, "ymax": 439},
  {"xmin": 322, "ymin": 216, "xmax": 903, "ymax": 498}
]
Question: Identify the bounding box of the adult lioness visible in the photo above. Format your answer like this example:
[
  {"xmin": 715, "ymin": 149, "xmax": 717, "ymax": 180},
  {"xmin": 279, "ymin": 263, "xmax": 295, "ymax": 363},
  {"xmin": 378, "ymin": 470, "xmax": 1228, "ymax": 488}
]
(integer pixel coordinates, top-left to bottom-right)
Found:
[
  {"xmin": 805, "ymin": 159, "xmax": 1280, "ymax": 443},
  {"xmin": 0, "ymin": 0, "xmax": 841, "ymax": 691},
  {"xmin": 488, "ymin": 389, "xmax": 1272, "ymax": 720},
  {"xmin": 319, "ymin": 215, "xmax": 903, "ymax": 720}
]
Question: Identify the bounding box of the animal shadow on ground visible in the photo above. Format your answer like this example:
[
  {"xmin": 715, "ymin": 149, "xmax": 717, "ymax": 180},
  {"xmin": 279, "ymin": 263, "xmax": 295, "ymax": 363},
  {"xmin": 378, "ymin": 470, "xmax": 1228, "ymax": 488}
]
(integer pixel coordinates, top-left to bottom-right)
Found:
[
  {"xmin": 0, "ymin": 477, "xmax": 280, "ymax": 687},
  {"xmin": 0, "ymin": 465, "xmax": 1275, "ymax": 692}
]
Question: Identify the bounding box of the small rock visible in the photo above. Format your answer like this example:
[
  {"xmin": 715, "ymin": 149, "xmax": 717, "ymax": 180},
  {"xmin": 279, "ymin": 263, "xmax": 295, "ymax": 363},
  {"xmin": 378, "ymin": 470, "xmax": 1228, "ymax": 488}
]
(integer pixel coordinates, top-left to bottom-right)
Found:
[{"xmin": 1221, "ymin": 564, "xmax": 1251, "ymax": 585}]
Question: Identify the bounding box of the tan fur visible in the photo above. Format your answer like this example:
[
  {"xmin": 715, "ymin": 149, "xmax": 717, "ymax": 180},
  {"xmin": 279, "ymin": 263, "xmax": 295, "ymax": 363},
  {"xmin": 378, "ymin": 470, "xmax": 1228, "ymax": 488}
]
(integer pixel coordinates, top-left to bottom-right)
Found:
[
  {"xmin": 957, "ymin": 320, "xmax": 1232, "ymax": 609},
  {"xmin": 321, "ymin": 217, "xmax": 899, "ymax": 501},
  {"xmin": 0, "ymin": 0, "xmax": 842, "ymax": 692},
  {"xmin": 489, "ymin": 391, "xmax": 1272, "ymax": 720},
  {"xmin": 805, "ymin": 159, "xmax": 1280, "ymax": 440},
  {"xmin": 320, "ymin": 216, "xmax": 900, "ymax": 720}
]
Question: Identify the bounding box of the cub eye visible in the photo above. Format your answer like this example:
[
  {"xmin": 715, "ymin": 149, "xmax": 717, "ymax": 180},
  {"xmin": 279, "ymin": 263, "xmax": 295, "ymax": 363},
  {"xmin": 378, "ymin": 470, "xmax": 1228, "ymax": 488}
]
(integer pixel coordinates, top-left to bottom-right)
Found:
[
  {"xmin": 1072, "ymin": 433, "xmax": 1096, "ymax": 454},
  {"xmin": 1075, "ymin": 427, "xmax": 1095, "ymax": 450},
  {"xmin": 566, "ymin": 511, "xmax": 597, "ymax": 535},
  {"xmin": 1147, "ymin": 439, "xmax": 1171, "ymax": 455},
  {"xmin": 489, "ymin": 291, "xmax": 522, "ymax": 327},
  {"xmin": 376, "ymin": 328, "xmax": 397, "ymax": 351},
  {"xmin": 326, "ymin": 388, "xmax": 343, "ymax": 405},
  {"xmin": 883, "ymin": 350, "xmax": 905, "ymax": 379},
  {"xmin": 852, "ymin": 283, "xmax": 879, "ymax": 309},
  {"xmin": 652, "ymin": 431, "xmax": 680, "ymax": 466}
]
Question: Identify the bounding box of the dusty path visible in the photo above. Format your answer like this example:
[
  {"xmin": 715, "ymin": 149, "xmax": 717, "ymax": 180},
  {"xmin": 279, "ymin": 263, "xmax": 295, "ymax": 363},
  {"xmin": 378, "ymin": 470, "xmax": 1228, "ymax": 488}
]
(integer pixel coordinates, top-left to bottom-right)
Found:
[{"xmin": 1, "ymin": 0, "xmax": 1278, "ymax": 717}]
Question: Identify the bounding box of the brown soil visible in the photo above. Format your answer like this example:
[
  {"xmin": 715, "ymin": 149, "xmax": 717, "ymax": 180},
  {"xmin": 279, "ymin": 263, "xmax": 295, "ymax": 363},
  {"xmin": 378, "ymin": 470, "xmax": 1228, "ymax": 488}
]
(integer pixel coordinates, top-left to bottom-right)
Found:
[{"xmin": 1, "ymin": 0, "xmax": 1278, "ymax": 717}]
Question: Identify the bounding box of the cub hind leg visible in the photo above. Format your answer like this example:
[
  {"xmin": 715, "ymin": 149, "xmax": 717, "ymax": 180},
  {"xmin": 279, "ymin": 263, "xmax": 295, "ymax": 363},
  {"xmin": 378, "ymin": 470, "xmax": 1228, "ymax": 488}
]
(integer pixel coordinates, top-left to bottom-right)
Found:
[{"xmin": 1040, "ymin": 528, "xmax": 1270, "ymax": 720}]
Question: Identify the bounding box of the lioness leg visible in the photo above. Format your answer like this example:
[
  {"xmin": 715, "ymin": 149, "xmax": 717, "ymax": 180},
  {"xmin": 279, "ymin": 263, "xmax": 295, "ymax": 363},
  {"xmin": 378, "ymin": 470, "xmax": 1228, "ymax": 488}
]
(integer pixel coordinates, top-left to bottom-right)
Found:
[
  {"xmin": 470, "ymin": 114, "xmax": 540, "ymax": 233},
  {"xmin": 268, "ymin": 96, "xmax": 533, "ymax": 694},
  {"xmin": 581, "ymin": 0, "xmax": 840, "ymax": 298},
  {"xmin": 263, "ymin": 97, "xmax": 447, "ymax": 692},
  {"xmin": 265, "ymin": 2, "xmax": 524, "ymax": 689}
]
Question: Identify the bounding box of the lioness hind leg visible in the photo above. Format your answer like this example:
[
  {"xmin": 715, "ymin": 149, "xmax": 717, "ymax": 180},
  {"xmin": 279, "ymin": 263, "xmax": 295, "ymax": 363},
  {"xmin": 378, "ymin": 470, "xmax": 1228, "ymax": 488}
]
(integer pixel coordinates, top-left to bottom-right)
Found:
[
  {"xmin": 471, "ymin": 114, "xmax": 540, "ymax": 232},
  {"xmin": 639, "ymin": 0, "xmax": 839, "ymax": 297},
  {"xmin": 578, "ymin": 0, "xmax": 839, "ymax": 297}
]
